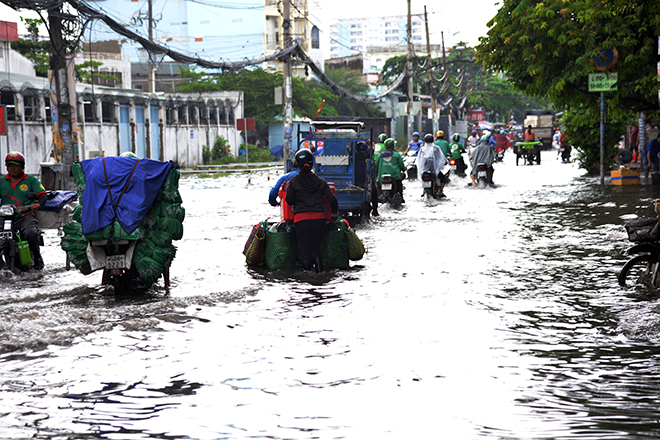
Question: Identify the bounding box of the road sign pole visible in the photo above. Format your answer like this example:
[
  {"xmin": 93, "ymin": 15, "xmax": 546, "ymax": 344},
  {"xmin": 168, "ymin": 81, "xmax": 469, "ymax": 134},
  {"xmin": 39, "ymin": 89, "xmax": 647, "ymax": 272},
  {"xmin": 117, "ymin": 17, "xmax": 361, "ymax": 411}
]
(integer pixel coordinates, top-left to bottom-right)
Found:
[{"xmin": 600, "ymin": 91, "xmax": 605, "ymax": 186}]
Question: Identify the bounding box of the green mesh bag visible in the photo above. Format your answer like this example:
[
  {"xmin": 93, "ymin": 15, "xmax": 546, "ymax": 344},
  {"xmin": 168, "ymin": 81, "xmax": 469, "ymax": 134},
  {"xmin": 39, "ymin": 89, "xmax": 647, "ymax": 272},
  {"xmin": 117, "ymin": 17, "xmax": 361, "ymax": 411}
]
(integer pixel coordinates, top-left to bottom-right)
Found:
[
  {"xmin": 133, "ymin": 255, "xmax": 164, "ymax": 287},
  {"xmin": 72, "ymin": 162, "xmax": 86, "ymax": 198},
  {"xmin": 321, "ymin": 222, "xmax": 349, "ymax": 269},
  {"xmin": 71, "ymin": 204, "xmax": 82, "ymax": 223},
  {"xmin": 264, "ymin": 227, "xmax": 298, "ymax": 270},
  {"xmin": 134, "ymin": 240, "xmax": 176, "ymax": 267}
]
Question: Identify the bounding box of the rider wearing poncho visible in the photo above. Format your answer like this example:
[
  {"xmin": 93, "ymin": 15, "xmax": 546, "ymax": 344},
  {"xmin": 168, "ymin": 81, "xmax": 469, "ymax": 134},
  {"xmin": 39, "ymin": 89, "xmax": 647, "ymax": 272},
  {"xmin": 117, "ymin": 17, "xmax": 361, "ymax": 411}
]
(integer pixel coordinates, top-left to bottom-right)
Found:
[
  {"xmin": 418, "ymin": 133, "xmax": 448, "ymax": 197},
  {"xmin": 470, "ymin": 135, "xmax": 496, "ymax": 184}
]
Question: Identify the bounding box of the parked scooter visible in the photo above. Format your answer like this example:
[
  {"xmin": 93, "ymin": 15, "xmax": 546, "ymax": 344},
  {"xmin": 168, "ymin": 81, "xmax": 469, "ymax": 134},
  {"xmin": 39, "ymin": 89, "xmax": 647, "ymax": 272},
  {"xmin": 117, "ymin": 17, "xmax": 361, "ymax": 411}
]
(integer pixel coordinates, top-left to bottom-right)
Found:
[
  {"xmin": 619, "ymin": 217, "xmax": 660, "ymax": 287},
  {"xmin": 0, "ymin": 193, "xmax": 42, "ymax": 273},
  {"xmin": 378, "ymin": 174, "xmax": 403, "ymax": 208}
]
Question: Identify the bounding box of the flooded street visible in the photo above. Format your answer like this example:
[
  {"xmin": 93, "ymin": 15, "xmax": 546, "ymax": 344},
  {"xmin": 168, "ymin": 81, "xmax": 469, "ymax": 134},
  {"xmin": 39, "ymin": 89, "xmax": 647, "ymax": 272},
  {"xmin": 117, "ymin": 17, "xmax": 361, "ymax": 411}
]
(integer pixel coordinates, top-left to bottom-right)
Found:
[{"xmin": 4, "ymin": 151, "xmax": 660, "ymax": 439}]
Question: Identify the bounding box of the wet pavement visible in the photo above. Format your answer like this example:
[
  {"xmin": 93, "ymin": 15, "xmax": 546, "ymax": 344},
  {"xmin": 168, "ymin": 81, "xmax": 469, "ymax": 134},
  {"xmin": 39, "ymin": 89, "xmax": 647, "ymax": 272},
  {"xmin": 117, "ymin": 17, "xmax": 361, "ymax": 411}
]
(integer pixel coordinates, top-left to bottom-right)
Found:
[{"xmin": 2, "ymin": 151, "xmax": 660, "ymax": 439}]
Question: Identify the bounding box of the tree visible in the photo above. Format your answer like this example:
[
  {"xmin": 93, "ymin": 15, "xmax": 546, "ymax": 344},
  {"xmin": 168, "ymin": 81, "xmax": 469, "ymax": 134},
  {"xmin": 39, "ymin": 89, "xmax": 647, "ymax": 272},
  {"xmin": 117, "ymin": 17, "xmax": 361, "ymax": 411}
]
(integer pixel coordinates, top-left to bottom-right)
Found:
[
  {"xmin": 11, "ymin": 17, "xmax": 49, "ymax": 77},
  {"xmin": 476, "ymin": 0, "xmax": 660, "ymax": 170},
  {"xmin": 74, "ymin": 60, "xmax": 119, "ymax": 85}
]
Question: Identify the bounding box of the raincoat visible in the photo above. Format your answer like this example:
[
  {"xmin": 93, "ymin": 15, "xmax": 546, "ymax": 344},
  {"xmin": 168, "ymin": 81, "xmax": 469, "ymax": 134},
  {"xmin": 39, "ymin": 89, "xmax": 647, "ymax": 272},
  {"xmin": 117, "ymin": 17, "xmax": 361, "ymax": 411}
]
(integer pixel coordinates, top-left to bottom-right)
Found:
[
  {"xmin": 375, "ymin": 149, "xmax": 405, "ymax": 182},
  {"xmin": 470, "ymin": 141, "xmax": 496, "ymax": 177},
  {"xmin": 417, "ymin": 142, "xmax": 447, "ymax": 186}
]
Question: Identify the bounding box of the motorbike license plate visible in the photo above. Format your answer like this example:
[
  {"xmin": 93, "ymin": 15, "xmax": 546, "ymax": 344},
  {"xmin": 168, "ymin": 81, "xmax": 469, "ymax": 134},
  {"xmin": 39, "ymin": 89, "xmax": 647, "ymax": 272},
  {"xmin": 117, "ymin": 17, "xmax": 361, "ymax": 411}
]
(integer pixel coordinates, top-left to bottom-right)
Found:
[
  {"xmin": 478, "ymin": 171, "xmax": 487, "ymax": 178},
  {"xmin": 422, "ymin": 180, "xmax": 432, "ymax": 188},
  {"xmin": 106, "ymin": 255, "xmax": 126, "ymax": 269},
  {"xmin": 382, "ymin": 183, "xmax": 393, "ymax": 190},
  {"xmin": 450, "ymin": 165, "xmax": 457, "ymax": 171}
]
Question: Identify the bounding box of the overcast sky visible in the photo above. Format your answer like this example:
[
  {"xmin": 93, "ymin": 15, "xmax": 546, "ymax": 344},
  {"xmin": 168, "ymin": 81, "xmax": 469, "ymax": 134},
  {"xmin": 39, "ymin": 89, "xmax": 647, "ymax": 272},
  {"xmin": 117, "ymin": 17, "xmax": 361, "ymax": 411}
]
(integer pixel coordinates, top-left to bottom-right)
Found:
[{"xmin": 0, "ymin": 0, "xmax": 502, "ymax": 56}]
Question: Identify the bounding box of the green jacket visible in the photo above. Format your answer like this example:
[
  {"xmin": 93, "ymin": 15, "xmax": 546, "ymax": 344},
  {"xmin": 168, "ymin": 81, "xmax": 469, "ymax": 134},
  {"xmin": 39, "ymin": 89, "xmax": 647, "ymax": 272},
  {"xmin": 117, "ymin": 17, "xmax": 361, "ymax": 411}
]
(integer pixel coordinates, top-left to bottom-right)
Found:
[
  {"xmin": 448, "ymin": 142, "xmax": 465, "ymax": 159},
  {"xmin": 374, "ymin": 142, "xmax": 386, "ymax": 160},
  {"xmin": 375, "ymin": 149, "xmax": 405, "ymax": 182},
  {"xmin": 0, "ymin": 172, "xmax": 46, "ymax": 219},
  {"xmin": 435, "ymin": 139, "xmax": 451, "ymax": 157}
]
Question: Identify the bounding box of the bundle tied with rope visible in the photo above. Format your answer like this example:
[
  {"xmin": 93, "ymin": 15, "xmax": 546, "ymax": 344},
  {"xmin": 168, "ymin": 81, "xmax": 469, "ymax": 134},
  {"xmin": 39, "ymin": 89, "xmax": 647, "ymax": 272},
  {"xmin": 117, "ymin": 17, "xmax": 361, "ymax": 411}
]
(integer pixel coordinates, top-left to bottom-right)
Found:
[{"xmin": 60, "ymin": 159, "xmax": 184, "ymax": 288}]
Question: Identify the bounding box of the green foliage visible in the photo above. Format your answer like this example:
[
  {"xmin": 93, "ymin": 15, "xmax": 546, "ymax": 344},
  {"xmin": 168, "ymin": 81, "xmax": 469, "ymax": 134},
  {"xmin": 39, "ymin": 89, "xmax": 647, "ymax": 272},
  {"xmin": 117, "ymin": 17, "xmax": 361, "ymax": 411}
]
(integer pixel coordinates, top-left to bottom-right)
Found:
[
  {"xmin": 11, "ymin": 17, "xmax": 49, "ymax": 77},
  {"xmin": 476, "ymin": 0, "xmax": 660, "ymax": 171},
  {"xmin": 562, "ymin": 105, "xmax": 627, "ymax": 174},
  {"xmin": 202, "ymin": 145, "xmax": 211, "ymax": 165},
  {"xmin": 211, "ymin": 135, "xmax": 231, "ymax": 161},
  {"xmin": 74, "ymin": 60, "xmax": 119, "ymax": 84}
]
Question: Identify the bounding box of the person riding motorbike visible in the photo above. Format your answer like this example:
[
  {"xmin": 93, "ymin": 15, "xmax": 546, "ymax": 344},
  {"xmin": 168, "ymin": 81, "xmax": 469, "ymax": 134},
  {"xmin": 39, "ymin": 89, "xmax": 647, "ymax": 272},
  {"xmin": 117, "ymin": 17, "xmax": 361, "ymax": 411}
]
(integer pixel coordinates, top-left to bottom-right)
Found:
[
  {"xmin": 375, "ymin": 138, "xmax": 406, "ymax": 204},
  {"xmin": 285, "ymin": 149, "xmax": 338, "ymax": 273},
  {"xmin": 470, "ymin": 134, "xmax": 496, "ymax": 185},
  {"xmin": 434, "ymin": 130, "xmax": 451, "ymax": 158},
  {"xmin": 448, "ymin": 133, "xmax": 467, "ymax": 177},
  {"xmin": 403, "ymin": 132, "xmax": 423, "ymax": 156},
  {"xmin": 467, "ymin": 130, "xmax": 480, "ymax": 148},
  {"xmin": 419, "ymin": 133, "xmax": 448, "ymax": 198},
  {"xmin": 493, "ymin": 130, "xmax": 511, "ymax": 157},
  {"xmin": 524, "ymin": 125, "xmax": 536, "ymax": 142},
  {"xmin": 0, "ymin": 152, "xmax": 47, "ymax": 270},
  {"xmin": 374, "ymin": 133, "xmax": 387, "ymax": 160}
]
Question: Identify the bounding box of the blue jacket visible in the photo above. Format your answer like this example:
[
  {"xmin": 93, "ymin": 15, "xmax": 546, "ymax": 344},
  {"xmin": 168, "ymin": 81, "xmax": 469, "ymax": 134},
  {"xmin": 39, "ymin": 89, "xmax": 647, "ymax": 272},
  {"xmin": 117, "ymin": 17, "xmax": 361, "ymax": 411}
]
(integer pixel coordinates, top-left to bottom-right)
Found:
[{"xmin": 268, "ymin": 169, "xmax": 299, "ymax": 206}]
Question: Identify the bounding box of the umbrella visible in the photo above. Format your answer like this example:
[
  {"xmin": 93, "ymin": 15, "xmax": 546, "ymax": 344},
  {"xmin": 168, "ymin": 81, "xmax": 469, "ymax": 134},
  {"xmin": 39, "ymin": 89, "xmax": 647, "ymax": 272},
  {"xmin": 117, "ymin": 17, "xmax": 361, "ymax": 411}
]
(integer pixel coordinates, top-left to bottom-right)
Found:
[{"xmin": 478, "ymin": 121, "xmax": 494, "ymax": 130}]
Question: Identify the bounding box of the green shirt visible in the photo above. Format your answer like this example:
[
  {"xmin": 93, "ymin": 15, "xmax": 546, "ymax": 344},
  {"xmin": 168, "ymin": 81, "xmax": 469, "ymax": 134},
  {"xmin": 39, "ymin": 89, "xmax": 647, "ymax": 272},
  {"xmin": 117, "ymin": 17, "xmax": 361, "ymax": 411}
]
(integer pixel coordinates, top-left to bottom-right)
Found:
[
  {"xmin": 374, "ymin": 142, "xmax": 386, "ymax": 160},
  {"xmin": 375, "ymin": 150, "xmax": 405, "ymax": 182},
  {"xmin": 1, "ymin": 173, "xmax": 46, "ymax": 218},
  {"xmin": 448, "ymin": 142, "xmax": 466, "ymax": 159},
  {"xmin": 435, "ymin": 139, "xmax": 450, "ymax": 157}
]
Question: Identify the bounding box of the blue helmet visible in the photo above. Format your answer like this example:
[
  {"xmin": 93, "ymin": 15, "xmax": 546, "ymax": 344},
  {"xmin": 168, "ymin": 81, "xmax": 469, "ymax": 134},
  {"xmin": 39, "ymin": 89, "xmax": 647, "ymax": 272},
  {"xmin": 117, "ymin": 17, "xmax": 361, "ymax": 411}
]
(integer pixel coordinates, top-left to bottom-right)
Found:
[{"xmin": 412, "ymin": 132, "xmax": 420, "ymax": 138}]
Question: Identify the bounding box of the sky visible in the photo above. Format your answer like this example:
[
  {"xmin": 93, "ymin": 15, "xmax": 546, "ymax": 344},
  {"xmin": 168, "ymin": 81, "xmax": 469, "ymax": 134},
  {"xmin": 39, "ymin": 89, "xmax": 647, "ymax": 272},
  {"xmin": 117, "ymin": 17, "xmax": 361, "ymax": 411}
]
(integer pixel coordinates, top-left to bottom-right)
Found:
[{"xmin": 0, "ymin": 0, "xmax": 502, "ymax": 58}]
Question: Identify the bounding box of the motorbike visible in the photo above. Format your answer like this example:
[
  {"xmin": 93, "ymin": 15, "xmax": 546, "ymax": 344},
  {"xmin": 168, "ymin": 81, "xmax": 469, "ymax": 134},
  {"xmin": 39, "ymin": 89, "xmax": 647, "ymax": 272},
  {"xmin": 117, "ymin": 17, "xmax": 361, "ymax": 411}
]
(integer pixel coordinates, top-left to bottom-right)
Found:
[
  {"xmin": 0, "ymin": 193, "xmax": 42, "ymax": 273},
  {"xmin": 619, "ymin": 218, "xmax": 660, "ymax": 287},
  {"xmin": 378, "ymin": 174, "xmax": 403, "ymax": 208},
  {"xmin": 421, "ymin": 170, "xmax": 442, "ymax": 199},
  {"xmin": 475, "ymin": 163, "xmax": 490, "ymax": 187},
  {"xmin": 448, "ymin": 157, "xmax": 467, "ymax": 178},
  {"xmin": 89, "ymin": 233, "xmax": 148, "ymax": 294},
  {"xmin": 559, "ymin": 144, "xmax": 572, "ymax": 163},
  {"xmin": 404, "ymin": 150, "xmax": 418, "ymax": 181},
  {"xmin": 496, "ymin": 147, "xmax": 506, "ymax": 162}
]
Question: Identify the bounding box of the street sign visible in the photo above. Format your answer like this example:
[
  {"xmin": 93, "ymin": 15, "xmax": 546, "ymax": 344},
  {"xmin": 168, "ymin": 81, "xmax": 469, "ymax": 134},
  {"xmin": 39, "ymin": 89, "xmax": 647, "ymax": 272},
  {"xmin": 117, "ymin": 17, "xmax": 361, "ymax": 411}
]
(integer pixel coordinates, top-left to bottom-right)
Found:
[
  {"xmin": 237, "ymin": 118, "xmax": 255, "ymax": 131},
  {"xmin": 589, "ymin": 72, "xmax": 618, "ymax": 92},
  {"xmin": 593, "ymin": 47, "xmax": 618, "ymax": 71}
]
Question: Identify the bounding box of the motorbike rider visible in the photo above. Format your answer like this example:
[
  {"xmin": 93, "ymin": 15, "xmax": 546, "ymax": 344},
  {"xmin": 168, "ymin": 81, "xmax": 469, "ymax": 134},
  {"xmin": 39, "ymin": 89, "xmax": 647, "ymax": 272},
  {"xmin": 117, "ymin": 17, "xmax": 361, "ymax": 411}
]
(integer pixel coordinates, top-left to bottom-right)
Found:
[
  {"xmin": 448, "ymin": 133, "xmax": 467, "ymax": 177},
  {"xmin": 467, "ymin": 130, "xmax": 480, "ymax": 148},
  {"xmin": 375, "ymin": 138, "xmax": 406, "ymax": 203},
  {"xmin": 493, "ymin": 130, "xmax": 511, "ymax": 155},
  {"xmin": 285, "ymin": 148, "xmax": 338, "ymax": 273},
  {"xmin": 470, "ymin": 133, "xmax": 496, "ymax": 185},
  {"xmin": 524, "ymin": 125, "xmax": 536, "ymax": 142},
  {"xmin": 419, "ymin": 133, "xmax": 448, "ymax": 198},
  {"xmin": 403, "ymin": 132, "xmax": 423, "ymax": 156},
  {"xmin": 1, "ymin": 152, "xmax": 47, "ymax": 270},
  {"xmin": 434, "ymin": 130, "xmax": 451, "ymax": 158},
  {"xmin": 374, "ymin": 133, "xmax": 387, "ymax": 160}
]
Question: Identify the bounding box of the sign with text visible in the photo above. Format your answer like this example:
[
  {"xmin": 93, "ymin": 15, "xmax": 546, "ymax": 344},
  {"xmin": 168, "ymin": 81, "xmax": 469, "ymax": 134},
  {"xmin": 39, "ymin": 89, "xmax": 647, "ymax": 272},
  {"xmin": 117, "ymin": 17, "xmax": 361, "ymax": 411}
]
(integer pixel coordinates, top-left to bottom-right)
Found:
[
  {"xmin": 466, "ymin": 110, "xmax": 484, "ymax": 121},
  {"xmin": 588, "ymin": 72, "xmax": 618, "ymax": 92},
  {"xmin": 237, "ymin": 117, "xmax": 255, "ymax": 131},
  {"xmin": 0, "ymin": 106, "xmax": 5, "ymax": 136}
]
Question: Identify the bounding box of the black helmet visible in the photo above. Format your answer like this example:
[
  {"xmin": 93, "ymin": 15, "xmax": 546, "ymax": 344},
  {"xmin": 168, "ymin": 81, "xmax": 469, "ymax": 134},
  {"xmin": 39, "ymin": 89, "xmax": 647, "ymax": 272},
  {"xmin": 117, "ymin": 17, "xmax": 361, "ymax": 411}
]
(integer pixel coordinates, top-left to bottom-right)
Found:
[
  {"xmin": 294, "ymin": 148, "xmax": 314, "ymax": 171},
  {"xmin": 424, "ymin": 133, "xmax": 434, "ymax": 143}
]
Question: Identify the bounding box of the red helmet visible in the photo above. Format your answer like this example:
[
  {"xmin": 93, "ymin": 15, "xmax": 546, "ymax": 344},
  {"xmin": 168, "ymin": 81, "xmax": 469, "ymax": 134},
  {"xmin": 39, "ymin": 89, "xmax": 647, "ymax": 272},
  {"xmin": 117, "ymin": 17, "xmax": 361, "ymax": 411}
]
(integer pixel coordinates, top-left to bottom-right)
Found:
[{"xmin": 5, "ymin": 151, "xmax": 25, "ymax": 167}]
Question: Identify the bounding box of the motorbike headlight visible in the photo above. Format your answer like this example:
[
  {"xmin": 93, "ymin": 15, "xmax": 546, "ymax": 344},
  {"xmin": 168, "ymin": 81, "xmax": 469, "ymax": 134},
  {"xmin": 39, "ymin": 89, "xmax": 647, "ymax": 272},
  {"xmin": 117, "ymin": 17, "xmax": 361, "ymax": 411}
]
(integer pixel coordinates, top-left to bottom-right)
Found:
[{"xmin": 0, "ymin": 206, "xmax": 14, "ymax": 216}]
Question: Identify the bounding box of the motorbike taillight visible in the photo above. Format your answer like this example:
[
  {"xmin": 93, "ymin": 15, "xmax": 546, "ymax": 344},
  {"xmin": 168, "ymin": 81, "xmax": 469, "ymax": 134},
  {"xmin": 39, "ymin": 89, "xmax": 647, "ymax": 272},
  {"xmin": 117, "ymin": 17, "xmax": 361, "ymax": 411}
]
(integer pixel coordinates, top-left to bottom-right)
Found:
[
  {"xmin": 421, "ymin": 172, "xmax": 433, "ymax": 181},
  {"xmin": 381, "ymin": 176, "xmax": 394, "ymax": 184},
  {"xmin": 449, "ymin": 159, "xmax": 456, "ymax": 166}
]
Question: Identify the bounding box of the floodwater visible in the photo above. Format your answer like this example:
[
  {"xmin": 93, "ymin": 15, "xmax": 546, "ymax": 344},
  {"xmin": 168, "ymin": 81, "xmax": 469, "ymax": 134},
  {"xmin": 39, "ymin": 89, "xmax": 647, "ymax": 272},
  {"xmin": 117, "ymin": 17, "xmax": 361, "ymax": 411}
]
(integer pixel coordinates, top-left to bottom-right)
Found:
[{"xmin": 2, "ymin": 151, "xmax": 660, "ymax": 439}]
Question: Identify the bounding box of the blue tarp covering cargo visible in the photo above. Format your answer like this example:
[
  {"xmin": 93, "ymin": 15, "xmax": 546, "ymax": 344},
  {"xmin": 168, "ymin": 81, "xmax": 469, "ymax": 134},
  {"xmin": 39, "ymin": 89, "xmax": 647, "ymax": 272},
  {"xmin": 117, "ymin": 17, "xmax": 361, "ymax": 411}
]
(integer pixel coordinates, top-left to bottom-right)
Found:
[{"xmin": 80, "ymin": 157, "xmax": 176, "ymax": 235}]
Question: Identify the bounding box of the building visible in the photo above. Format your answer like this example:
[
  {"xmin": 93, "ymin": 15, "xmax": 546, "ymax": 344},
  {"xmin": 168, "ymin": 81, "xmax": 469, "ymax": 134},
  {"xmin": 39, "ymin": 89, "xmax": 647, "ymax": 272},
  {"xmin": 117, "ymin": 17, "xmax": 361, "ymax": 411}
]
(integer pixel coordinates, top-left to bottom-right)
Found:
[
  {"xmin": 263, "ymin": 0, "xmax": 324, "ymax": 78},
  {"xmin": 329, "ymin": 15, "xmax": 426, "ymax": 61},
  {"xmin": 87, "ymin": 0, "xmax": 266, "ymax": 78},
  {"xmin": 75, "ymin": 40, "xmax": 132, "ymax": 89},
  {"xmin": 0, "ymin": 20, "xmax": 36, "ymax": 77},
  {"xmin": 0, "ymin": 71, "xmax": 244, "ymax": 179}
]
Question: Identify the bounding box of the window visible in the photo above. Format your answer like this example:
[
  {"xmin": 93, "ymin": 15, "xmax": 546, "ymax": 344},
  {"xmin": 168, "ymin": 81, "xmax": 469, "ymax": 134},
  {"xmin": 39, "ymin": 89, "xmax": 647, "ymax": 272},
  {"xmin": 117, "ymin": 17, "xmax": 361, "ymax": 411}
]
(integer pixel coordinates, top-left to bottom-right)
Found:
[
  {"xmin": 311, "ymin": 26, "xmax": 320, "ymax": 49},
  {"xmin": 23, "ymin": 94, "xmax": 38, "ymax": 122},
  {"xmin": 218, "ymin": 101, "xmax": 226, "ymax": 125},
  {"xmin": 101, "ymin": 99, "xmax": 114, "ymax": 123},
  {"xmin": 83, "ymin": 97, "xmax": 96, "ymax": 123},
  {"xmin": 1, "ymin": 90, "xmax": 15, "ymax": 121}
]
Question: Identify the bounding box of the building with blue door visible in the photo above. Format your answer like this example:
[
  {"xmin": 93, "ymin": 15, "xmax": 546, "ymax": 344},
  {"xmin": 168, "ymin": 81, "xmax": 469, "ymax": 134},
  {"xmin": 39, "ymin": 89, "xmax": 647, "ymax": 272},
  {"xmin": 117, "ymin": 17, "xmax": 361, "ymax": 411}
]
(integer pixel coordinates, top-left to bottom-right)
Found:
[{"xmin": 0, "ymin": 71, "xmax": 244, "ymax": 176}]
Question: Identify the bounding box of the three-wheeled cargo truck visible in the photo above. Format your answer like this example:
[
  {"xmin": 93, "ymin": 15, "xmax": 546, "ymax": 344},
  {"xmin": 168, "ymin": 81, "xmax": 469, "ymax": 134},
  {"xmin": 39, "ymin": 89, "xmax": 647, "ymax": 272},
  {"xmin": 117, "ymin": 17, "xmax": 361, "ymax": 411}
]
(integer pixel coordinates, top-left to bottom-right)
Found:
[{"xmin": 294, "ymin": 121, "xmax": 374, "ymax": 224}]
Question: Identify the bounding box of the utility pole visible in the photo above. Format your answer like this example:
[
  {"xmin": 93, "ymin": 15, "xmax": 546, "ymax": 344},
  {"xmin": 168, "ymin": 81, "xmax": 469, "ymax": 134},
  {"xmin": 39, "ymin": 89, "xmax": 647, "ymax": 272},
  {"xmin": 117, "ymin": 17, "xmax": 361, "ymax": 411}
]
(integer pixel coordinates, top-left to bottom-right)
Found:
[
  {"xmin": 48, "ymin": 6, "xmax": 78, "ymax": 190},
  {"xmin": 282, "ymin": 0, "xmax": 293, "ymax": 166},
  {"xmin": 441, "ymin": 31, "xmax": 448, "ymax": 105},
  {"xmin": 148, "ymin": 0, "xmax": 155, "ymax": 93},
  {"xmin": 406, "ymin": 0, "xmax": 413, "ymax": 143},
  {"xmin": 423, "ymin": 6, "xmax": 437, "ymax": 135}
]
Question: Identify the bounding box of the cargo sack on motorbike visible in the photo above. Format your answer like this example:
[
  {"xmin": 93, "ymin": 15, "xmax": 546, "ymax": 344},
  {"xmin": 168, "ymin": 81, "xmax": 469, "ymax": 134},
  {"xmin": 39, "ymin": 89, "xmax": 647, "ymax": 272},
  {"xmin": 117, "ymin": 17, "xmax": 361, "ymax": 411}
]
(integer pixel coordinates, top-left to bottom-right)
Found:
[
  {"xmin": 84, "ymin": 221, "xmax": 140, "ymax": 241},
  {"xmin": 321, "ymin": 221, "xmax": 349, "ymax": 269},
  {"xmin": 624, "ymin": 218, "xmax": 660, "ymax": 242},
  {"xmin": 244, "ymin": 220, "xmax": 268, "ymax": 266},
  {"xmin": 344, "ymin": 222, "xmax": 365, "ymax": 261},
  {"xmin": 264, "ymin": 224, "xmax": 297, "ymax": 270}
]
